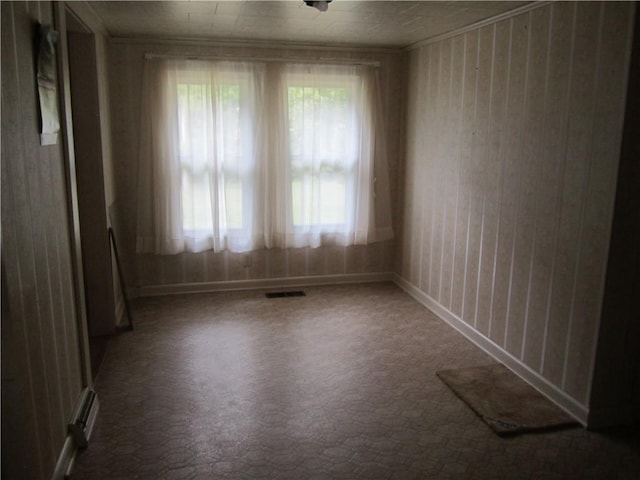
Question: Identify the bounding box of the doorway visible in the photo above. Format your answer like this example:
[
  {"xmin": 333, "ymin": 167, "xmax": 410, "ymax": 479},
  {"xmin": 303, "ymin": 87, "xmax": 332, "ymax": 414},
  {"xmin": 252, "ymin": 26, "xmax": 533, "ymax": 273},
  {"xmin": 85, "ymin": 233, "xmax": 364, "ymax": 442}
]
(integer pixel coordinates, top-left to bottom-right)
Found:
[{"xmin": 65, "ymin": 9, "xmax": 116, "ymax": 378}]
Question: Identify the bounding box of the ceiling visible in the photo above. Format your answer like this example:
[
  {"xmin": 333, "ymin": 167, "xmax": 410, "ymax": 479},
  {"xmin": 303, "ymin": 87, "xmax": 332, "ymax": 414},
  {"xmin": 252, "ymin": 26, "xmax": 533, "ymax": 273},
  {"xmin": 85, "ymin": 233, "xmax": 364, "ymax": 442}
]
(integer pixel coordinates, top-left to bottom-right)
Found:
[{"xmin": 89, "ymin": 1, "xmax": 529, "ymax": 48}]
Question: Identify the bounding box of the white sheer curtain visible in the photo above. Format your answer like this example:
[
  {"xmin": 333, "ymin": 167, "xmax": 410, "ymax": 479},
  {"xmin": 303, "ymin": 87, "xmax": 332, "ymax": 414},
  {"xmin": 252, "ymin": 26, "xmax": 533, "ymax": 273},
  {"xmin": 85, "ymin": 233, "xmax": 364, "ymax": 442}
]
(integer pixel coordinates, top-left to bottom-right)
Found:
[
  {"xmin": 137, "ymin": 57, "xmax": 393, "ymax": 255},
  {"xmin": 137, "ymin": 59, "xmax": 265, "ymax": 254},
  {"xmin": 268, "ymin": 63, "xmax": 373, "ymax": 248}
]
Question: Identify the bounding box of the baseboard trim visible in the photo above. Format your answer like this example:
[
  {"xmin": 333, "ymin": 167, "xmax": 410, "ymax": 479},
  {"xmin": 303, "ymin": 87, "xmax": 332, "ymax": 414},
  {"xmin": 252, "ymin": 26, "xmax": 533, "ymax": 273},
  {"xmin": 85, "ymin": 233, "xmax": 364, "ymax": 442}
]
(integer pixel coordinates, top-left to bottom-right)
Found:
[
  {"xmin": 52, "ymin": 436, "xmax": 76, "ymax": 480},
  {"xmin": 132, "ymin": 272, "xmax": 394, "ymax": 298},
  {"xmin": 393, "ymin": 274, "xmax": 589, "ymax": 426}
]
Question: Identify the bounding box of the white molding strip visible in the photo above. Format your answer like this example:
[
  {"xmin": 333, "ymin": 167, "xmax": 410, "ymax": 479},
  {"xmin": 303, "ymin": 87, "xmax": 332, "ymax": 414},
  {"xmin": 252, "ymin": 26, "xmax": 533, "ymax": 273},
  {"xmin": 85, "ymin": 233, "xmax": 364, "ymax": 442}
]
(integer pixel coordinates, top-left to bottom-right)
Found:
[
  {"xmin": 406, "ymin": 1, "xmax": 552, "ymax": 50},
  {"xmin": 393, "ymin": 274, "xmax": 589, "ymax": 426},
  {"xmin": 65, "ymin": 1, "xmax": 110, "ymax": 38},
  {"xmin": 131, "ymin": 272, "xmax": 394, "ymax": 298},
  {"xmin": 111, "ymin": 35, "xmax": 402, "ymax": 55},
  {"xmin": 144, "ymin": 52, "xmax": 381, "ymax": 67},
  {"xmin": 52, "ymin": 436, "xmax": 75, "ymax": 480}
]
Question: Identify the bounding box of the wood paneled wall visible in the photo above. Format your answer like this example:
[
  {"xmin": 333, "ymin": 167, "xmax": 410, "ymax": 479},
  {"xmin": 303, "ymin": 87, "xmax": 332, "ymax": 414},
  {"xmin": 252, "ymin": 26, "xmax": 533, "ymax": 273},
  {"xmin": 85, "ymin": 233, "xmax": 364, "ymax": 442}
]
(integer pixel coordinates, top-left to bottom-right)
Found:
[
  {"xmin": 399, "ymin": 1, "xmax": 634, "ymax": 413},
  {"xmin": 1, "ymin": 2, "xmax": 84, "ymax": 477},
  {"xmin": 107, "ymin": 41, "xmax": 403, "ymax": 290},
  {"xmin": 589, "ymin": 5, "xmax": 640, "ymax": 426}
]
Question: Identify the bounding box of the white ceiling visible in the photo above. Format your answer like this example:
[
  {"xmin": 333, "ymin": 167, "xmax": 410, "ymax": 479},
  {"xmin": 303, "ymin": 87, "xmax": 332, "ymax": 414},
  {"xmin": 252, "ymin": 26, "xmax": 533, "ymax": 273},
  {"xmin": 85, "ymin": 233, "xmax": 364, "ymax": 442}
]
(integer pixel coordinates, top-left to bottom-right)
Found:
[{"xmin": 89, "ymin": 1, "xmax": 530, "ymax": 48}]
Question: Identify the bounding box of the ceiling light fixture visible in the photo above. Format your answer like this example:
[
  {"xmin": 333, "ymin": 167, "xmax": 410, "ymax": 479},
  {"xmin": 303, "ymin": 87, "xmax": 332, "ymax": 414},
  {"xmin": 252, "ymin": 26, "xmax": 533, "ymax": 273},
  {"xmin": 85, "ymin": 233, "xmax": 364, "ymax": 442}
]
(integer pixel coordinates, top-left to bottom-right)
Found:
[{"xmin": 304, "ymin": 0, "xmax": 332, "ymax": 13}]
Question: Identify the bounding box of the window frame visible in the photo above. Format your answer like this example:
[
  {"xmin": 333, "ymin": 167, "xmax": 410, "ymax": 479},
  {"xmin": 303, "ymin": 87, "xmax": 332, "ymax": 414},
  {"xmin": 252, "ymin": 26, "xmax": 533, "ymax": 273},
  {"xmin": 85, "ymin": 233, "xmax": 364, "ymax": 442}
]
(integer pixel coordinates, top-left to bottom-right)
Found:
[
  {"xmin": 284, "ymin": 70, "xmax": 365, "ymax": 232},
  {"xmin": 175, "ymin": 67, "xmax": 257, "ymax": 237}
]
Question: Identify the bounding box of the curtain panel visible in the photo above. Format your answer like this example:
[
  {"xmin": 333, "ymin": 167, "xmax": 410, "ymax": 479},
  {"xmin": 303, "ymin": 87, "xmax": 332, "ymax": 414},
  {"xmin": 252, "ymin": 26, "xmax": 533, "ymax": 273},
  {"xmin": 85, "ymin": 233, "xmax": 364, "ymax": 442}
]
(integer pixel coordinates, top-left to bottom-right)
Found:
[{"xmin": 136, "ymin": 57, "xmax": 393, "ymax": 255}]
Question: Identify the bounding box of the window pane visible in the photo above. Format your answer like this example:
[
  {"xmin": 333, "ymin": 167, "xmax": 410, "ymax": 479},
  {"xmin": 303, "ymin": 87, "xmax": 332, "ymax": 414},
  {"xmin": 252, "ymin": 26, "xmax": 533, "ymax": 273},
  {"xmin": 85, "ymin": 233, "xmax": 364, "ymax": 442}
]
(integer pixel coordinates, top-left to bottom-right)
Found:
[
  {"xmin": 178, "ymin": 78, "xmax": 245, "ymax": 233},
  {"xmin": 291, "ymin": 177, "xmax": 304, "ymax": 226},
  {"xmin": 223, "ymin": 176, "xmax": 243, "ymax": 229},
  {"xmin": 287, "ymin": 79, "xmax": 356, "ymax": 228},
  {"xmin": 217, "ymin": 83, "xmax": 244, "ymax": 231},
  {"xmin": 182, "ymin": 168, "xmax": 213, "ymax": 231},
  {"xmin": 319, "ymin": 174, "xmax": 346, "ymax": 225},
  {"xmin": 178, "ymin": 83, "xmax": 210, "ymax": 167},
  {"xmin": 217, "ymin": 84, "xmax": 242, "ymax": 161}
]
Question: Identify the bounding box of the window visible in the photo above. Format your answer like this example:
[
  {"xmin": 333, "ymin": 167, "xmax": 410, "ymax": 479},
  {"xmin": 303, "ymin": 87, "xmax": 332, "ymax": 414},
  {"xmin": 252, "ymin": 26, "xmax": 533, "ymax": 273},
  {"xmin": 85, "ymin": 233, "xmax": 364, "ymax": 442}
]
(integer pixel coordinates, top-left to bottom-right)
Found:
[
  {"xmin": 136, "ymin": 58, "xmax": 393, "ymax": 255},
  {"xmin": 287, "ymin": 74, "xmax": 358, "ymax": 228},
  {"xmin": 176, "ymin": 71, "xmax": 253, "ymax": 233}
]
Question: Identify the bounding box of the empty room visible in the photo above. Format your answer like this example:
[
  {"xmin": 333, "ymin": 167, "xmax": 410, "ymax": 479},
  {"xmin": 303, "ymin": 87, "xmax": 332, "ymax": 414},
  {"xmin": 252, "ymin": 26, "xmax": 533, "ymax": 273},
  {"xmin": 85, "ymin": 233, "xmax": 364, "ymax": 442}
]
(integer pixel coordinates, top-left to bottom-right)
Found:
[{"xmin": 1, "ymin": 1, "xmax": 639, "ymax": 479}]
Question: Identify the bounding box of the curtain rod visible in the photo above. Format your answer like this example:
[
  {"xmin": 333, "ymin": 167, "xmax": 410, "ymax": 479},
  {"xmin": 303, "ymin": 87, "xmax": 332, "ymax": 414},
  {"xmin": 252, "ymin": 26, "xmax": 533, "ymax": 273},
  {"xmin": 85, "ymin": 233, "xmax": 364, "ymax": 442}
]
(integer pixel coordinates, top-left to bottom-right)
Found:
[{"xmin": 144, "ymin": 52, "xmax": 380, "ymax": 68}]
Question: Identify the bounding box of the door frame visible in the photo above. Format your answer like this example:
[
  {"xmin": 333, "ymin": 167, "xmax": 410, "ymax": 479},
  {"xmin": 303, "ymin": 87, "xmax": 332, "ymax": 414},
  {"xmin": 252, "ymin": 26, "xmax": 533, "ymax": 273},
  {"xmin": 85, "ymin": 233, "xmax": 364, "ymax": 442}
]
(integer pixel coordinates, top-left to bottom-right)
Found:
[{"xmin": 54, "ymin": 2, "xmax": 95, "ymax": 389}]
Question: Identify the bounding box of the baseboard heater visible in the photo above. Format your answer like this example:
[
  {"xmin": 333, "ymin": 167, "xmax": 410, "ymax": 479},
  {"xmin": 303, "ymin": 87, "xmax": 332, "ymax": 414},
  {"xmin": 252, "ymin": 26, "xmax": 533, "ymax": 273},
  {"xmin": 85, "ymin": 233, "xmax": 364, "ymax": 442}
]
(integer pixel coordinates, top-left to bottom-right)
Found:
[
  {"xmin": 68, "ymin": 388, "xmax": 99, "ymax": 449},
  {"xmin": 54, "ymin": 389, "xmax": 100, "ymax": 479}
]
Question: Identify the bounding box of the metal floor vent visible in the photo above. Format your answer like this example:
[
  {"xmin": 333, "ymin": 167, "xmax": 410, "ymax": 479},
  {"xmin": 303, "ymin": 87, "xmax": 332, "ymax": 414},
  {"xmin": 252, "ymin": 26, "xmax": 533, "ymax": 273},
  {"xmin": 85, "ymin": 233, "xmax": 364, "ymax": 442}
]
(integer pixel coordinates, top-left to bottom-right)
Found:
[{"xmin": 265, "ymin": 290, "xmax": 306, "ymax": 298}]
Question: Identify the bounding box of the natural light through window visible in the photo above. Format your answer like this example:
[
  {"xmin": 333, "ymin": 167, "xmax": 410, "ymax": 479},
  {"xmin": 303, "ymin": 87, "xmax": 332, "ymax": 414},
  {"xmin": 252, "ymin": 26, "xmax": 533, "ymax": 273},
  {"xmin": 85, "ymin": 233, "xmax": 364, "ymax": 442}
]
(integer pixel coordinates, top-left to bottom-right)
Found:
[
  {"xmin": 287, "ymin": 80, "xmax": 358, "ymax": 228},
  {"xmin": 136, "ymin": 58, "xmax": 393, "ymax": 255},
  {"xmin": 178, "ymin": 79, "xmax": 246, "ymax": 233}
]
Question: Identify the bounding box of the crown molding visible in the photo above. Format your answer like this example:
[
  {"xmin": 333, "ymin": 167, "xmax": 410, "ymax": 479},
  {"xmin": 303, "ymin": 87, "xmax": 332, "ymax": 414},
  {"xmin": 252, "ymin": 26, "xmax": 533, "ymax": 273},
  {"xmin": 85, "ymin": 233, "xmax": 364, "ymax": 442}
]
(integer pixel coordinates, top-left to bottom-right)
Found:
[
  {"xmin": 406, "ymin": 1, "xmax": 551, "ymax": 50},
  {"xmin": 109, "ymin": 35, "xmax": 403, "ymax": 55},
  {"xmin": 64, "ymin": 1, "xmax": 111, "ymax": 39}
]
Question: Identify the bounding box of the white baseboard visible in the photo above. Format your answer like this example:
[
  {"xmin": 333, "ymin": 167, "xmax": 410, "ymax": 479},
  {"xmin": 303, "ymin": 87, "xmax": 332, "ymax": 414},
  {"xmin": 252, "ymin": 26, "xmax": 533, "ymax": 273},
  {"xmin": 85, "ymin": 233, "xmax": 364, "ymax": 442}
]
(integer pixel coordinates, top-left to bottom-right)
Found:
[
  {"xmin": 131, "ymin": 272, "xmax": 394, "ymax": 298},
  {"xmin": 393, "ymin": 274, "xmax": 589, "ymax": 426},
  {"xmin": 52, "ymin": 436, "xmax": 76, "ymax": 480}
]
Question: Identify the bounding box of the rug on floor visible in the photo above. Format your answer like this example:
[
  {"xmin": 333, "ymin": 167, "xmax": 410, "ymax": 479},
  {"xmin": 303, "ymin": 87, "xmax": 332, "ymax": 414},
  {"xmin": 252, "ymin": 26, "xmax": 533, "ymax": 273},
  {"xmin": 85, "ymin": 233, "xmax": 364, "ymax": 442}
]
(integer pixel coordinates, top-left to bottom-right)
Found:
[{"xmin": 436, "ymin": 363, "xmax": 579, "ymax": 436}]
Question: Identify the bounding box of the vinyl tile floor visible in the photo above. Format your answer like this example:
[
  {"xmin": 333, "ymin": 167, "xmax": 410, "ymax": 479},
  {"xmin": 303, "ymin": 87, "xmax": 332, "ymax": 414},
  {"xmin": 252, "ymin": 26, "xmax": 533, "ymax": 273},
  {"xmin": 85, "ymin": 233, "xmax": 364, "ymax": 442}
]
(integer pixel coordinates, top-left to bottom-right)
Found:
[{"xmin": 72, "ymin": 282, "xmax": 640, "ymax": 479}]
